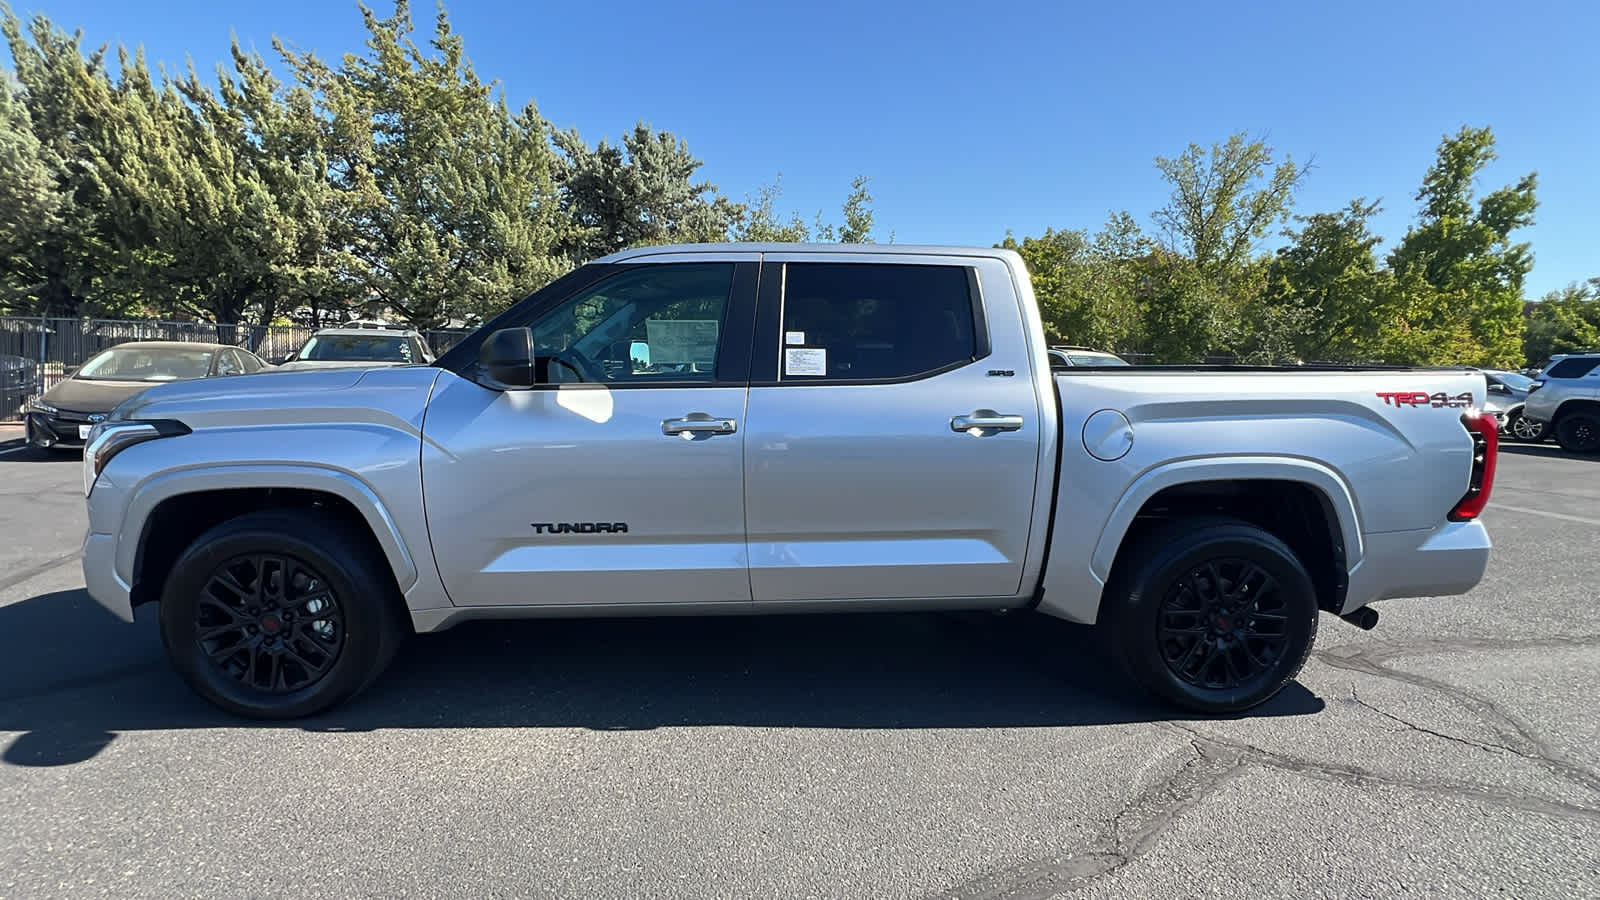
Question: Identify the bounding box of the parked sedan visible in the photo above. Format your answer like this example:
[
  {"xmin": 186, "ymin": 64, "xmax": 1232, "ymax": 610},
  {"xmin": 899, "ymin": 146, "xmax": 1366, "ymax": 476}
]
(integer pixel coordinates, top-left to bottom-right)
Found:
[
  {"xmin": 1482, "ymin": 369, "xmax": 1546, "ymax": 443},
  {"xmin": 23, "ymin": 341, "xmax": 269, "ymax": 450}
]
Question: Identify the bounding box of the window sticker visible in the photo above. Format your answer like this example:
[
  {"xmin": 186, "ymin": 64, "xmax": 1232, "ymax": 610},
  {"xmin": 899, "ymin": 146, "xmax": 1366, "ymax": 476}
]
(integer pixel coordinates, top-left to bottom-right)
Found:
[
  {"xmin": 785, "ymin": 347, "xmax": 827, "ymax": 376},
  {"xmin": 785, "ymin": 330, "xmax": 806, "ymax": 345},
  {"xmin": 645, "ymin": 319, "xmax": 719, "ymax": 367}
]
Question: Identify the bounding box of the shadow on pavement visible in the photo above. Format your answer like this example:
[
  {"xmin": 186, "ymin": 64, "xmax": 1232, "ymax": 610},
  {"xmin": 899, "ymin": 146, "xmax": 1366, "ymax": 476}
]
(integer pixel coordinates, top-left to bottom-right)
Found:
[
  {"xmin": 0, "ymin": 442, "xmax": 78, "ymax": 463},
  {"xmin": 1498, "ymin": 443, "xmax": 1600, "ymax": 463},
  {"xmin": 0, "ymin": 588, "xmax": 1325, "ymax": 766}
]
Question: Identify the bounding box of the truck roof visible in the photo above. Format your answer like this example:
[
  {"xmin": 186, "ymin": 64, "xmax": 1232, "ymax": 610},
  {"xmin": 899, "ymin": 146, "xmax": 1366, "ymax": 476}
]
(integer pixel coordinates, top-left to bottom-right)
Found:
[{"xmin": 593, "ymin": 242, "xmax": 1018, "ymax": 264}]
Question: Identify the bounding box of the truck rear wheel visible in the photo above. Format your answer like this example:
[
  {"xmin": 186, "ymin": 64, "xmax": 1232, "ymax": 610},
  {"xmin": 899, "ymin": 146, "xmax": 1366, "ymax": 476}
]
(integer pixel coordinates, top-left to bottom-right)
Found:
[
  {"xmin": 157, "ymin": 509, "xmax": 406, "ymax": 719},
  {"xmin": 1104, "ymin": 517, "xmax": 1318, "ymax": 714}
]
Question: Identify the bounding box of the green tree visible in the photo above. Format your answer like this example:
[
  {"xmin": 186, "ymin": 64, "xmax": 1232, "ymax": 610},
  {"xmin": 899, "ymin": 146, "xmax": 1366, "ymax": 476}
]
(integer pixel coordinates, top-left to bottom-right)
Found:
[
  {"xmin": 1524, "ymin": 279, "xmax": 1600, "ymax": 367},
  {"xmin": 1152, "ymin": 132, "xmax": 1308, "ymax": 276},
  {"xmin": 280, "ymin": 0, "xmax": 567, "ymax": 329},
  {"xmin": 553, "ymin": 122, "xmax": 739, "ymax": 258},
  {"xmin": 2, "ymin": 5, "xmax": 127, "ymax": 316},
  {"xmin": 731, "ymin": 175, "xmax": 810, "ymax": 242},
  {"xmin": 1261, "ymin": 198, "xmax": 1387, "ymax": 362},
  {"xmin": 0, "ymin": 65, "xmax": 59, "ymax": 313},
  {"xmin": 1386, "ymin": 125, "xmax": 1535, "ymax": 366},
  {"xmin": 837, "ymin": 174, "xmax": 875, "ymax": 243}
]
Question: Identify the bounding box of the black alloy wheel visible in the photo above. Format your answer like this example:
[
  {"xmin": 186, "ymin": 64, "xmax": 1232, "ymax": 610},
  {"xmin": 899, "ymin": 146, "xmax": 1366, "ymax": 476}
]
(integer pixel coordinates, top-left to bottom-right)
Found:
[
  {"xmin": 1555, "ymin": 412, "xmax": 1600, "ymax": 454},
  {"xmin": 159, "ymin": 509, "xmax": 406, "ymax": 719},
  {"xmin": 1156, "ymin": 558, "xmax": 1291, "ymax": 691},
  {"xmin": 1103, "ymin": 516, "xmax": 1319, "ymax": 714},
  {"xmin": 195, "ymin": 553, "xmax": 346, "ymax": 694}
]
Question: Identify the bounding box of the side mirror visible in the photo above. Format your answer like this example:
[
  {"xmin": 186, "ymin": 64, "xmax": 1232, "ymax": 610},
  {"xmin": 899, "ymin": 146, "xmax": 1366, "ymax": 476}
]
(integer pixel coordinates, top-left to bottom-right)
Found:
[
  {"xmin": 63, "ymin": 365, "xmax": 79, "ymax": 377},
  {"xmin": 479, "ymin": 327, "xmax": 537, "ymax": 389}
]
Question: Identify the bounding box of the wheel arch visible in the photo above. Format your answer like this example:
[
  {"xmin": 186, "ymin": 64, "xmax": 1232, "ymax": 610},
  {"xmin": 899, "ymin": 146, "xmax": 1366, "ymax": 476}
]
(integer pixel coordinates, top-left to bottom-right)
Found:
[
  {"xmin": 1552, "ymin": 398, "xmax": 1600, "ymax": 423},
  {"xmin": 1028, "ymin": 457, "xmax": 1364, "ymax": 625},
  {"xmin": 121, "ymin": 465, "xmax": 419, "ymax": 612}
]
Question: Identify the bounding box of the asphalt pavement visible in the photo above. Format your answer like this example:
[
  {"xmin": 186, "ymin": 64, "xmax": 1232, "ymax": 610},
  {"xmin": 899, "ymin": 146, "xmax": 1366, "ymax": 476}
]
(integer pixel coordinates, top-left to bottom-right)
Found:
[{"xmin": 0, "ymin": 434, "xmax": 1596, "ymax": 898}]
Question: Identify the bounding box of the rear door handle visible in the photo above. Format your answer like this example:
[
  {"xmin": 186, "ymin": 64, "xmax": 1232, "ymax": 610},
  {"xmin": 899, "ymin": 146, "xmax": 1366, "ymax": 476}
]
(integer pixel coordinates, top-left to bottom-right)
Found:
[
  {"xmin": 662, "ymin": 413, "xmax": 738, "ymax": 437},
  {"xmin": 951, "ymin": 411, "xmax": 1025, "ymax": 434}
]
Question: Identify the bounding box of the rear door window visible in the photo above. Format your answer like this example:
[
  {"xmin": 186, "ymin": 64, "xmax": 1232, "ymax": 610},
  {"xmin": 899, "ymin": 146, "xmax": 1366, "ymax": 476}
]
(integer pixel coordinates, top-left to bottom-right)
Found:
[{"xmin": 779, "ymin": 263, "xmax": 979, "ymax": 381}]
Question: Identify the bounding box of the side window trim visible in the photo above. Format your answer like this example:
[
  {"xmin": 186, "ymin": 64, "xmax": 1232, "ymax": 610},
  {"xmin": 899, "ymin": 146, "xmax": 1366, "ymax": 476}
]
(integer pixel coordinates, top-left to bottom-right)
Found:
[{"xmin": 749, "ymin": 259, "xmax": 991, "ymax": 387}]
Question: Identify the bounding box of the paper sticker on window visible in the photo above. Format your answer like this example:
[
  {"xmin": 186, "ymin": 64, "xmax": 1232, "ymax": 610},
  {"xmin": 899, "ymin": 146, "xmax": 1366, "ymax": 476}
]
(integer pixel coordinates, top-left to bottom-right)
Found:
[
  {"xmin": 645, "ymin": 319, "xmax": 719, "ymax": 367},
  {"xmin": 785, "ymin": 347, "xmax": 827, "ymax": 376},
  {"xmin": 785, "ymin": 331, "xmax": 806, "ymax": 346}
]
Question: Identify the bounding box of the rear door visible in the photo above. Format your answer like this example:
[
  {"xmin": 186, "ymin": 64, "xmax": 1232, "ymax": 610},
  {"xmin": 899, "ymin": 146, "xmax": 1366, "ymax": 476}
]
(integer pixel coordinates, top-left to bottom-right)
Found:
[
  {"xmin": 741, "ymin": 253, "xmax": 1045, "ymax": 603},
  {"xmin": 421, "ymin": 257, "xmax": 759, "ymax": 608}
]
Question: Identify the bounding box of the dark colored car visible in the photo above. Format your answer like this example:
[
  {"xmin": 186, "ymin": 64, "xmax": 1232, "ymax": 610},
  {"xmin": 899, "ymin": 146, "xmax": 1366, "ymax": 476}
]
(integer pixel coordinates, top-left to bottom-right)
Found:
[
  {"xmin": 2, "ymin": 354, "xmax": 40, "ymax": 422},
  {"xmin": 24, "ymin": 341, "xmax": 269, "ymax": 450}
]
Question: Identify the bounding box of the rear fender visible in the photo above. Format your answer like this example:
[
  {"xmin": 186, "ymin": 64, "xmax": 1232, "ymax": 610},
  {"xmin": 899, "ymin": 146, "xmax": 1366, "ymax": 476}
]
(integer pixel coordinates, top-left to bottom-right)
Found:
[{"xmin": 1038, "ymin": 456, "xmax": 1364, "ymax": 624}]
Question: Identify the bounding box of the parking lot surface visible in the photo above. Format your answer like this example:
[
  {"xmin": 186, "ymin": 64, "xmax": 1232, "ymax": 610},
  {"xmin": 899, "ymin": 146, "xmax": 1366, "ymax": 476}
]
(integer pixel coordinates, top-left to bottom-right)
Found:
[{"xmin": 1, "ymin": 435, "xmax": 1596, "ymax": 897}]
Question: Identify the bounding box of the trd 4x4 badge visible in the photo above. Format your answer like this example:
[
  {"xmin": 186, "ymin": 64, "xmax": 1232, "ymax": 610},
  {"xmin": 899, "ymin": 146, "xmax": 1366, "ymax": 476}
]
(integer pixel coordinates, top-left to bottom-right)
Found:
[{"xmin": 1375, "ymin": 391, "xmax": 1474, "ymax": 409}]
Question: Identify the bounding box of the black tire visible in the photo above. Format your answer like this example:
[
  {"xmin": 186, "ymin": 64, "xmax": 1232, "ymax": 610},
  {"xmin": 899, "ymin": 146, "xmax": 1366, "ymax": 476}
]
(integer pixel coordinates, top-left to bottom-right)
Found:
[
  {"xmin": 1102, "ymin": 516, "xmax": 1319, "ymax": 714},
  {"xmin": 1554, "ymin": 410, "xmax": 1600, "ymax": 455},
  {"xmin": 158, "ymin": 509, "xmax": 407, "ymax": 719},
  {"xmin": 1505, "ymin": 412, "xmax": 1546, "ymax": 443}
]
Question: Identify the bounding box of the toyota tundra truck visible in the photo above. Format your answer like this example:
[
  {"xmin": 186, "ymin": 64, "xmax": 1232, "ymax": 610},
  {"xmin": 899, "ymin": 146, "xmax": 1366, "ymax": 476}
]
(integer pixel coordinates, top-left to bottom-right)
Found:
[{"xmin": 78, "ymin": 243, "xmax": 1498, "ymax": 719}]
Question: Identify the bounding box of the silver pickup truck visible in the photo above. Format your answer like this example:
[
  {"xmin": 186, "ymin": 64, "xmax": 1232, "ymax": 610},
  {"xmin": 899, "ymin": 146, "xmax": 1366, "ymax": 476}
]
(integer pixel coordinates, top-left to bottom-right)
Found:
[{"xmin": 78, "ymin": 243, "xmax": 1499, "ymax": 719}]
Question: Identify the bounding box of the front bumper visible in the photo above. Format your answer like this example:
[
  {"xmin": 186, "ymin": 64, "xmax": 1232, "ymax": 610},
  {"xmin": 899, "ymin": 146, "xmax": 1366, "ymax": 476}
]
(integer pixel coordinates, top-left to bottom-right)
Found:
[
  {"xmin": 1342, "ymin": 520, "xmax": 1492, "ymax": 613},
  {"xmin": 25, "ymin": 411, "xmax": 95, "ymax": 447},
  {"xmin": 81, "ymin": 531, "xmax": 134, "ymax": 622}
]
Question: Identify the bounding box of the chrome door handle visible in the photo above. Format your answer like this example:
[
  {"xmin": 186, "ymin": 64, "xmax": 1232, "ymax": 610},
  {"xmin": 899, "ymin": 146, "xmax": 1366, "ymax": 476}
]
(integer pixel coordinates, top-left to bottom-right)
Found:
[
  {"xmin": 951, "ymin": 411, "xmax": 1025, "ymax": 434},
  {"xmin": 662, "ymin": 413, "xmax": 738, "ymax": 436}
]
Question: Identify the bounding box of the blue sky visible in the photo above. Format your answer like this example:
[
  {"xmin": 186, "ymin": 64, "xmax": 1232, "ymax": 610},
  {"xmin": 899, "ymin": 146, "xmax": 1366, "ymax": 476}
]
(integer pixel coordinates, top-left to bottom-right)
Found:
[{"xmin": 12, "ymin": 0, "xmax": 1597, "ymax": 297}]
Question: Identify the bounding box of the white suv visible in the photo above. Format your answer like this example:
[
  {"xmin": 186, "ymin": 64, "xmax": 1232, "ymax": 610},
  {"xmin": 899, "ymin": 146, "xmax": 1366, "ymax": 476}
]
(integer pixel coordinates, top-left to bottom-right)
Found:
[{"xmin": 1522, "ymin": 352, "xmax": 1600, "ymax": 454}]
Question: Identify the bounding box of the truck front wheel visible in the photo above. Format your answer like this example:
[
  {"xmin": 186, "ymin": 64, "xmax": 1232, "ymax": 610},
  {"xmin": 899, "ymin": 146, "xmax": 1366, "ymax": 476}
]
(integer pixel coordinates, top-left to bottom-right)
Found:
[
  {"xmin": 157, "ymin": 509, "xmax": 406, "ymax": 719},
  {"xmin": 1104, "ymin": 517, "xmax": 1319, "ymax": 714}
]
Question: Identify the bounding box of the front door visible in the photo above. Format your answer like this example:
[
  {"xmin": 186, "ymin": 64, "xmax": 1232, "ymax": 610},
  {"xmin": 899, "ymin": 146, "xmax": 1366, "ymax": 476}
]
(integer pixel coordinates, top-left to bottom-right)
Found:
[
  {"xmin": 742, "ymin": 256, "xmax": 1043, "ymax": 603},
  {"xmin": 421, "ymin": 259, "xmax": 758, "ymax": 608}
]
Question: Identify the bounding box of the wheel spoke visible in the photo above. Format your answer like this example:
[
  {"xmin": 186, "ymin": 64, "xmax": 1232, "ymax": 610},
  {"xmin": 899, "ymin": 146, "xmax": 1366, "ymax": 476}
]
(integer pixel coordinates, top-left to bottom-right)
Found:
[
  {"xmin": 205, "ymin": 638, "xmax": 247, "ymax": 662},
  {"xmin": 1221, "ymin": 646, "xmax": 1248, "ymax": 685},
  {"xmin": 1198, "ymin": 641, "xmax": 1226, "ymax": 686},
  {"xmin": 197, "ymin": 622, "xmax": 244, "ymax": 641}
]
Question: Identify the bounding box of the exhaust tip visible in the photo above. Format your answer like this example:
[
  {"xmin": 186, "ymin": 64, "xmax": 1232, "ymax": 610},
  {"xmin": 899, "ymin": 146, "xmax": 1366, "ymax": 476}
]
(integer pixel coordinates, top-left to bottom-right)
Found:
[{"xmin": 1339, "ymin": 607, "xmax": 1380, "ymax": 631}]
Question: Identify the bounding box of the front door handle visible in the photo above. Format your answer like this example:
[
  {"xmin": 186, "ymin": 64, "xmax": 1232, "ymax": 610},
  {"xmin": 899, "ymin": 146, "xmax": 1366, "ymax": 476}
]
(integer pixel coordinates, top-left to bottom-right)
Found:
[
  {"xmin": 951, "ymin": 411, "xmax": 1025, "ymax": 434},
  {"xmin": 663, "ymin": 413, "xmax": 738, "ymax": 437}
]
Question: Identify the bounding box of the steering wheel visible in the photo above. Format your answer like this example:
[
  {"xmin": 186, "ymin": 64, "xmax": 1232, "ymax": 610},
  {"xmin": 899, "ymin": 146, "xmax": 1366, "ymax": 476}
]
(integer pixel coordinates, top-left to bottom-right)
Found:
[{"xmin": 544, "ymin": 347, "xmax": 607, "ymax": 384}]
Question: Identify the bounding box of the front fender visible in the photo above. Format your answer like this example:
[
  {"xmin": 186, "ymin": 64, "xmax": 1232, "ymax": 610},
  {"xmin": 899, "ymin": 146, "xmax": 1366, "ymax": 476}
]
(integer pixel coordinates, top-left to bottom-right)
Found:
[{"xmin": 114, "ymin": 463, "xmax": 420, "ymax": 593}]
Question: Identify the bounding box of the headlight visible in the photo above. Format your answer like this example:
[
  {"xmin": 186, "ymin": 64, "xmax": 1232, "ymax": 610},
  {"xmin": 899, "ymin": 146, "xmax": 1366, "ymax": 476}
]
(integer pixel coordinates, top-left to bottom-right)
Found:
[
  {"xmin": 83, "ymin": 420, "xmax": 191, "ymax": 496},
  {"xmin": 26, "ymin": 396, "xmax": 56, "ymax": 415}
]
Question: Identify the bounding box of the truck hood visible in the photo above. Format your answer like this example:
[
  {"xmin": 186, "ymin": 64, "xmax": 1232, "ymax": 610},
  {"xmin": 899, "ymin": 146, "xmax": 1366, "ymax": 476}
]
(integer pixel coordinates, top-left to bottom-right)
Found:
[{"xmin": 110, "ymin": 365, "xmax": 445, "ymax": 427}]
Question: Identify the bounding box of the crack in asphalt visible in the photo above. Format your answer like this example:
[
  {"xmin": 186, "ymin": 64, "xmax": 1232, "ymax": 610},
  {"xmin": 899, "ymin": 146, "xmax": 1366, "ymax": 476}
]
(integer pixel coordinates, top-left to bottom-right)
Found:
[
  {"xmin": 1185, "ymin": 728, "xmax": 1600, "ymax": 824},
  {"xmin": 1316, "ymin": 636, "xmax": 1600, "ymax": 795},
  {"xmin": 928, "ymin": 633, "xmax": 1600, "ymax": 900},
  {"xmin": 1346, "ymin": 690, "xmax": 1523, "ymax": 756},
  {"xmin": 924, "ymin": 740, "xmax": 1247, "ymax": 900}
]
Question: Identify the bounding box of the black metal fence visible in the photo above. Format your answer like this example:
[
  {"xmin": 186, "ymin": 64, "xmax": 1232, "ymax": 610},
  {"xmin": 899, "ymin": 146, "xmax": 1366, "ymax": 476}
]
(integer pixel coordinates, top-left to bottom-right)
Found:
[{"xmin": 0, "ymin": 316, "xmax": 472, "ymax": 421}]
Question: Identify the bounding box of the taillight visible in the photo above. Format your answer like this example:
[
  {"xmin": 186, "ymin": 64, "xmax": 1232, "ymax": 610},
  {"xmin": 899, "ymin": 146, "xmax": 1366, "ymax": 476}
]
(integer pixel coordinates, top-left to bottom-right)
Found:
[{"xmin": 1448, "ymin": 411, "xmax": 1498, "ymax": 521}]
